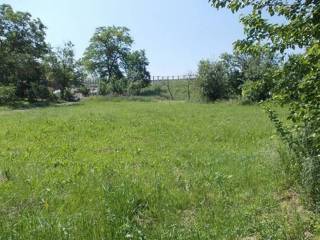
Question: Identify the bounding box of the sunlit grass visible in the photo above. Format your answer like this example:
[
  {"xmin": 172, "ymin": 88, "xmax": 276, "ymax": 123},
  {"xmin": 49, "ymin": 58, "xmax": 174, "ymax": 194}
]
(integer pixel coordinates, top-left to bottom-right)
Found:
[{"xmin": 0, "ymin": 98, "xmax": 314, "ymax": 239}]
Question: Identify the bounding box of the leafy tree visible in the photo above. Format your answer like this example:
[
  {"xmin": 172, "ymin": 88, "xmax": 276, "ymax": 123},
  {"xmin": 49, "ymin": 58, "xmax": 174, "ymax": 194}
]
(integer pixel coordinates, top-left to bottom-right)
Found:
[
  {"xmin": 240, "ymin": 50, "xmax": 280, "ymax": 102},
  {"xmin": 275, "ymin": 54, "xmax": 308, "ymax": 102},
  {"xmin": 45, "ymin": 42, "xmax": 77, "ymax": 99},
  {"xmin": 126, "ymin": 50, "xmax": 151, "ymax": 95},
  {"xmin": 220, "ymin": 52, "xmax": 244, "ymax": 95},
  {"xmin": 83, "ymin": 26, "xmax": 151, "ymax": 95},
  {"xmin": 209, "ymin": 0, "xmax": 320, "ymax": 207},
  {"xmin": 0, "ymin": 85, "xmax": 16, "ymax": 105},
  {"xmin": 209, "ymin": 0, "xmax": 319, "ymax": 52},
  {"xmin": 212, "ymin": 50, "xmax": 280, "ymax": 101},
  {"xmin": 0, "ymin": 4, "xmax": 48, "ymax": 101},
  {"xmin": 197, "ymin": 60, "xmax": 229, "ymax": 101},
  {"xmin": 74, "ymin": 60, "xmax": 88, "ymax": 87},
  {"xmin": 83, "ymin": 26, "xmax": 133, "ymax": 81}
]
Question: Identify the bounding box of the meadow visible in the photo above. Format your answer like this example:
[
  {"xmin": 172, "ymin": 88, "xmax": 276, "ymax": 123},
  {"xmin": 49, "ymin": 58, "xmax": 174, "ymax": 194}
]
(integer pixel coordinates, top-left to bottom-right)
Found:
[
  {"xmin": 140, "ymin": 80, "xmax": 201, "ymax": 101},
  {"xmin": 0, "ymin": 98, "xmax": 316, "ymax": 239}
]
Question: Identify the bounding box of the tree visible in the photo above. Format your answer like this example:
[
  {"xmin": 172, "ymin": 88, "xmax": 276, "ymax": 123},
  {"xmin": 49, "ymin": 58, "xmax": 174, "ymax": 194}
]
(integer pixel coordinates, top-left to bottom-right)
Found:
[
  {"xmin": 0, "ymin": 4, "xmax": 48, "ymax": 101},
  {"xmin": 240, "ymin": 50, "xmax": 280, "ymax": 102},
  {"xmin": 203, "ymin": 50, "xmax": 280, "ymax": 101},
  {"xmin": 83, "ymin": 26, "xmax": 151, "ymax": 95},
  {"xmin": 209, "ymin": 0, "xmax": 320, "ymax": 207},
  {"xmin": 45, "ymin": 42, "xmax": 77, "ymax": 99},
  {"xmin": 197, "ymin": 60, "xmax": 229, "ymax": 101},
  {"xmin": 74, "ymin": 60, "xmax": 87, "ymax": 87},
  {"xmin": 219, "ymin": 53, "xmax": 244, "ymax": 95},
  {"xmin": 125, "ymin": 50, "xmax": 151, "ymax": 95},
  {"xmin": 209, "ymin": 0, "xmax": 319, "ymax": 53},
  {"xmin": 275, "ymin": 54, "xmax": 307, "ymax": 102},
  {"xmin": 83, "ymin": 26, "xmax": 133, "ymax": 81}
]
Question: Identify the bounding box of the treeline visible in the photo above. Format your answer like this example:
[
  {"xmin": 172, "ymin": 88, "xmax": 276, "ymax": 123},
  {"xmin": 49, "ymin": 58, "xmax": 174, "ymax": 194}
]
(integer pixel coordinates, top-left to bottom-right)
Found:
[
  {"xmin": 0, "ymin": 4, "xmax": 151, "ymax": 104},
  {"xmin": 196, "ymin": 49, "xmax": 281, "ymax": 103}
]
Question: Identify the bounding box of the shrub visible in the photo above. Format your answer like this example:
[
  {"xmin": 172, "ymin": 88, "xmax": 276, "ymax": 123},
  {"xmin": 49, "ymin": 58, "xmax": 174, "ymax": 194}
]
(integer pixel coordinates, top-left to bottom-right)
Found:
[
  {"xmin": 63, "ymin": 89, "xmax": 79, "ymax": 102},
  {"xmin": 267, "ymin": 44, "xmax": 320, "ymax": 209},
  {"xmin": 241, "ymin": 79, "xmax": 273, "ymax": 103},
  {"xmin": 127, "ymin": 80, "xmax": 147, "ymax": 95},
  {"xmin": 109, "ymin": 77, "xmax": 128, "ymax": 95},
  {"xmin": 29, "ymin": 82, "xmax": 51, "ymax": 101},
  {"xmin": 79, "ymin": 85, "xmax": 90, "ymax": 97},
  {"xmin": 197, "ymin": 60, "xmax": 229, "ymax": 101},
  {"xmin": 0, "ymin": 85, "xmax": 16, "ymax": 105},
  {"xmin": 99, "ymin": 82, "xmax": 109, "ymax": 96}
]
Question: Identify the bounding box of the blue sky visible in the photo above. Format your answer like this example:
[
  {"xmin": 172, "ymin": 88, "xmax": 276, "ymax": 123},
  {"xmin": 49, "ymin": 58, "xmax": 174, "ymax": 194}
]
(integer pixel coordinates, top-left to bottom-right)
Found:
[{"xmin": 2, "ymin": 0, "xmax": 244, "ymax": 75}]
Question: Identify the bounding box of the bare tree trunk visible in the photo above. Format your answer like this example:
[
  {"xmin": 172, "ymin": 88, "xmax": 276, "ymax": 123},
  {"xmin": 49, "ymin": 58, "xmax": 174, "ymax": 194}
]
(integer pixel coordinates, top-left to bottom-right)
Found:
[
  {"xmin": 187, "ymin": 75, "xmax": 191, "ymax": 101},
  {"xmin": 166, "ymin": 77, "xmax": 174, "ymax": 100}
]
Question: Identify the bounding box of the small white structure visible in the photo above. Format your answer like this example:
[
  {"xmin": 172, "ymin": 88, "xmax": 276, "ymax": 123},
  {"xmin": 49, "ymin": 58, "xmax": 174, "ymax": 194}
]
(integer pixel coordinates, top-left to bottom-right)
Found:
[
  {"xmin": 91, "ymin": 88, "xmax": 99, "ymax": 95},
  {"xmin": 53, "ymin": 89, "xmax": 61, "ymax": 98}
]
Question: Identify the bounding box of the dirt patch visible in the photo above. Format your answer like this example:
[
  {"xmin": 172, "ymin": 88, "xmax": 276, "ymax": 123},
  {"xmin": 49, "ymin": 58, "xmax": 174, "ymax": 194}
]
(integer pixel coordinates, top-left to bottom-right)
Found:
[
  {"xmin": 0, "ymin": 171, "xmax": 9, "ymax": 184},
  {"xmin": 279, "ymin": 191, "xmax": 308, "ymax": 218},
  {"xmin": 181, "ymin": 208, "xmax": 197, "ymax": 228},
  {"xmin": 278, "ymin": 190, "xmax": 315, "ymax": 239}
]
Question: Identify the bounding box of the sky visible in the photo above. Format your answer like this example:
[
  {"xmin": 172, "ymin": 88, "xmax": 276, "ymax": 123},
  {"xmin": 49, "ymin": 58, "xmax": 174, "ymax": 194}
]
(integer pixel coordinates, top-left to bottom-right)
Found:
[{"xmin": 2, "ymin": 0, "xmax": 245, "ymax": 76}]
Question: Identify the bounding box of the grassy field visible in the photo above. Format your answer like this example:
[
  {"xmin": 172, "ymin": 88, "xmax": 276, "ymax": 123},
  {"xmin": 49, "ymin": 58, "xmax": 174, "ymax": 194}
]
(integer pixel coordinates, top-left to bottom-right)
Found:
[{"xmin": 0, "ymin": 98, "xmax": 317, "ymax": 239}]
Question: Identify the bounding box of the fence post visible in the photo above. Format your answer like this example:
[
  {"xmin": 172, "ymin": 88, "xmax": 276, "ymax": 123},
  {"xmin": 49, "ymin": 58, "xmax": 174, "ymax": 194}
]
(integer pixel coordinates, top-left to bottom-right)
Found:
[{"xmin": 166, "ymin": 76, "xmax": 174, "ymax": 100}]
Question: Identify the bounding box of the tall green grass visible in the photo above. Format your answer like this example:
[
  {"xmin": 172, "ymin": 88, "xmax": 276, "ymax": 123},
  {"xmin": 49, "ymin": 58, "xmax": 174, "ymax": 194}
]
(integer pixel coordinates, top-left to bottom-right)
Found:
[
  {"xmin": 0, "ymin": 99, "xmax": 317, "ymax": 239},
  {"xmin": 140, "ymin": 80, "xmax": 201, "ymax": 101}
]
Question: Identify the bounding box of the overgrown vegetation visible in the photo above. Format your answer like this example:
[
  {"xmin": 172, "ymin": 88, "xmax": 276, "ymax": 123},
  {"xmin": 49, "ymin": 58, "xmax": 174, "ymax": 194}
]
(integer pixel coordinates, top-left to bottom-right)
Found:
[
  {"xmin": 140, "ymin": 79, "xmax": 201, "ymax": 101},
  {"xmin": 195, "ymin": 49, "xmax": 280, "ymax": 102},
  {"xmin": 209, "ymin": 0, "xmax": 320, "ymax": 210},
  {"xmin": 1, "ymin": 99, "xmax": 318, "ymax": 239},
  {"xmin": 0, "ymin": 0, "xmax": 319, "ymax": 237}
]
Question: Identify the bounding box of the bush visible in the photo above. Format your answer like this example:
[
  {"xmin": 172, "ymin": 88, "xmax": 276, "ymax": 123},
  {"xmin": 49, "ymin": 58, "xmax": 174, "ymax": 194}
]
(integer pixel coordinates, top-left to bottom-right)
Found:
[
  {"xmin": 197, "ymin": 60, "xmax": 229, "ymax": 101},
  {"xmin": 241, "ymin": 80, "xmax": 272, "ymax": 103},
  {"xmin": 267, "ymin": 43, "xmax": 320, "ymax": 209},
  {"xmin": 110, "ymin": 77, "xmax": 128, "ymax": 95},
  {"xmin": 63, "ymin": 89, "xmax": 79, "ymax": 102},
  {"xmin": 100, "ymin": 77, "xmax": 128, "ymax": 95},
  {"xmin": 29, "ymin": 82, "xmax": 52, "ymax": 101},
  {"xmin": 127, "ymin": 80, "xmax": 148, "ymax": 95},
  {"xmin": 0, "ymin": 85, "xmax": 16, "ymax": 104},
  {"xmin": 99, "ymin": 81, "xmax": 112, "ymax": 96},
  {"xmin": 79, "ymin": 85, "xmax": 90, "ymax": 97}
]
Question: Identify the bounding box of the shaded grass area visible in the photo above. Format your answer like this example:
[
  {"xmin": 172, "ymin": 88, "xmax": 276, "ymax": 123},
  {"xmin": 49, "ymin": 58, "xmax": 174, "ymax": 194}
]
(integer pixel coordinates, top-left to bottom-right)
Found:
[
  {"xmin": 0, "ymin": 99, "xmax": 317, "ymax": 239},
  {"xmin": 0, "ymin": 100, "xmax": 52, "ymax": 110},
  {"xmin": 0, "ymin": 99, "xmax": 82, "ymax": 111}
]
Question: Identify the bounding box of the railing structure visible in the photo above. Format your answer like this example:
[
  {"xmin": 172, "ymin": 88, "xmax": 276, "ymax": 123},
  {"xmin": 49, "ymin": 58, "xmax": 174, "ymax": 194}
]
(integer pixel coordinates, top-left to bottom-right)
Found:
[
  {"xmin": 81, "ymin": 78, "xmax": 100, "ymax": 95},
  {"xmin": 151, "ymin": 74, "xmax": 197, "ymax": 82},
  {"xmin": 82, "ymin": 74, "xmax": 198, "ymax": 90},
  {"xmin": 83, "ymin": 78, "xmax": 99, "ymax": 87}
]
